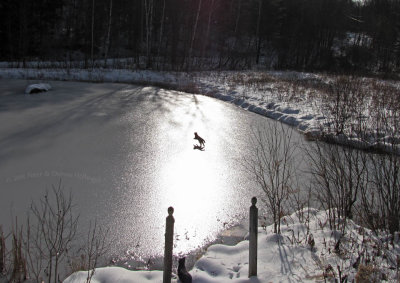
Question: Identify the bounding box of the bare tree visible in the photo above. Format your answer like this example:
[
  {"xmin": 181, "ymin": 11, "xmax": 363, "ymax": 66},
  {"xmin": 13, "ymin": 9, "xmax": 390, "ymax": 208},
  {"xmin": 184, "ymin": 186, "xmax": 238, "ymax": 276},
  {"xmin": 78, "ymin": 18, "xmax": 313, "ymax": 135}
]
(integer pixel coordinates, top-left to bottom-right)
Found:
[
  {"xmin": 25, "ymin": 215, "xmax": 45, "ymax": 282},
  {"xmin": 322, "ymin": 77, "xmax": 363, "ymax": 136},
  {"xmin": 82, "ymin": 221, "xmax": 109, "ymax": 283},
  {"xmin": 306, "ymin": 141, "xmax": 368, "ymax": 233},
  {"xmin": 28, "ymin": 182, "xmax": 79, "ymax": 283},
  {"xmin": 0, "ymin": 221, "xmax": 28, "ymax": 283},
  {"xmin": 244, "ymin": 122, "xmax": 297, "ymax": 234},
  {"xmin": 1, "ymin": 185, "xmax": 109, "ymax": 283},
  {"xmin": 10, "ymin": 219, "xmax": 27, "ymax": 283},
  {"xmin": 368, "ymin": 152, "xmax": 400, "ymax": 235}
]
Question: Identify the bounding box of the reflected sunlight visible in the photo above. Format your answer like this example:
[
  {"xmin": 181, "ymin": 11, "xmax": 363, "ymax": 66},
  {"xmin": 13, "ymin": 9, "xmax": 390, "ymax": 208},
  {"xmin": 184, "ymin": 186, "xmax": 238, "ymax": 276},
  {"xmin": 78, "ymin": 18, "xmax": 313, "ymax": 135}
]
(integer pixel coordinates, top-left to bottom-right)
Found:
[
  {"xmin": 115, "ymin": 93, "xmax": 244, "ymax": 259},
  {"xmin": 159, "ymin": 138, "xmax": 226, "ymax": 255}
]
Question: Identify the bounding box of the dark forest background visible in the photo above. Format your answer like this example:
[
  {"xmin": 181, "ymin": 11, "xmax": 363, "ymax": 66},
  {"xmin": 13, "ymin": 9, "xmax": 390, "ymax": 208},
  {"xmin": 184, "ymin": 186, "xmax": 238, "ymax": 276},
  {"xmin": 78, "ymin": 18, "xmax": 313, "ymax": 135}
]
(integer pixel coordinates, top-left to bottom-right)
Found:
[{"xmin": 0, "ymin": 0, "xmax": 399, "ymax": 72}]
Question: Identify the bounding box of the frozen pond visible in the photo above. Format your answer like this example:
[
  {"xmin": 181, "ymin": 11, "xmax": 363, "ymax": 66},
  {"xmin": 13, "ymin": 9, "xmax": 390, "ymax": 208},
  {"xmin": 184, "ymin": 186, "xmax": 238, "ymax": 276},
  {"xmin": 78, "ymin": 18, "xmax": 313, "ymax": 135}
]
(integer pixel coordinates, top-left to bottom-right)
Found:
[{"xmin": 0, "ymin": 79, "xmax": 308, "ymax": 266}]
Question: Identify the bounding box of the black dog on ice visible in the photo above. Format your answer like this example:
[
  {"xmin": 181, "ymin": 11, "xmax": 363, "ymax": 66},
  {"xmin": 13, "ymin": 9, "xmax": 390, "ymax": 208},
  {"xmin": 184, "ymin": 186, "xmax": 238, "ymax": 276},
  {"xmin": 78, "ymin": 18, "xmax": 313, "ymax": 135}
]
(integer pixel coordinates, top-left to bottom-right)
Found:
[
  {"xmin": 194, "ymin": 132, "xmax": 205, "ymax": 147},
  {"xmin": 178, "ymin": 257, "xmax": 192, "ymax": 283}
]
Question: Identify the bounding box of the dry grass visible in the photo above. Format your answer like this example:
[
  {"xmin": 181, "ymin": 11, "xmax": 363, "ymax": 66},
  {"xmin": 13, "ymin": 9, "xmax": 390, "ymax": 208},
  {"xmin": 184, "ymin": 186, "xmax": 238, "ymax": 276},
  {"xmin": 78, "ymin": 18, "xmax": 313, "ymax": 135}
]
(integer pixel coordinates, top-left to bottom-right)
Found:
[{"xmin": 355, "ymin": 264, "xmax": 382, "ymax": 283}]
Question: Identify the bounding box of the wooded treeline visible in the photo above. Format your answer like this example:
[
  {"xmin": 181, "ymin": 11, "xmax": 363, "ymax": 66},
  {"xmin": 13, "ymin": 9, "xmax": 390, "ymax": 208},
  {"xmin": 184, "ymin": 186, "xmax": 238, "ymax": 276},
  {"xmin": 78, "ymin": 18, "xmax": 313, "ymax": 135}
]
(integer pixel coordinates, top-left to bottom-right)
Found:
[{"xmin": 0, "ymin": 0, "xmax": 399, "ymax": 72}]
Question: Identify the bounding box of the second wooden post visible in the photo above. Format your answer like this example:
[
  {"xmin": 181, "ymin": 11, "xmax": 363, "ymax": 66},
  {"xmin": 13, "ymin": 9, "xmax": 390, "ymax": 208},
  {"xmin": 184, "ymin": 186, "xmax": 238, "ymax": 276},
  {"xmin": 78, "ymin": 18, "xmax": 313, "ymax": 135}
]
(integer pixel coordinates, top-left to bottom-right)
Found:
[
  {"xmin": 163, "ymin": 206, "xmax": 175, "ymax": 283},
  {"xmin": 249, "ymin": 197, "xmax": 258, "ymax": 278}
]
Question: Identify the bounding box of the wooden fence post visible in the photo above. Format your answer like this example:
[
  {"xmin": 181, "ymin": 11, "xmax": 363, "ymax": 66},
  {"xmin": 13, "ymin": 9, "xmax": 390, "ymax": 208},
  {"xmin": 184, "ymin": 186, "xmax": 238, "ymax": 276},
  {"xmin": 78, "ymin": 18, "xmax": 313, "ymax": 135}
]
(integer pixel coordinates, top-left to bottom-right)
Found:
[
  {"xmin": 163, "ymin": 206, "xmax": 175, "ymax": 283},
  {"xmin": 249, "ymin": 197, "xmax": 258, "ymax": 278}
]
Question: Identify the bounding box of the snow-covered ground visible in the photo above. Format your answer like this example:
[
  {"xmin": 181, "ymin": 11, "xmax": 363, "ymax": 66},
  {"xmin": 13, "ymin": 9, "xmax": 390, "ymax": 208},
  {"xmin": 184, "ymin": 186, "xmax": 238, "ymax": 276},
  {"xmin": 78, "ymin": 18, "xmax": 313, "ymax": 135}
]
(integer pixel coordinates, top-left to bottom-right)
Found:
[
  {"xmin": 64, "ymin": 208, "xmax": 399, "ymax": 282},
  {"xmin": 1, "ymin": 68, "xmax": 399, "ymax": 154}
]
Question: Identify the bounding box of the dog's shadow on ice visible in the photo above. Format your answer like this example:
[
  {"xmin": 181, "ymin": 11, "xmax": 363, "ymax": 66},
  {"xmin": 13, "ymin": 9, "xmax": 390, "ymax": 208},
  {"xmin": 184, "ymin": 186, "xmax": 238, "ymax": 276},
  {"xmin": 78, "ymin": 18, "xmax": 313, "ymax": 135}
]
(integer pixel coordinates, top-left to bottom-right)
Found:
[{"xmin": 193, "ymin": 144, "xmax": 205, "ymax": 151}]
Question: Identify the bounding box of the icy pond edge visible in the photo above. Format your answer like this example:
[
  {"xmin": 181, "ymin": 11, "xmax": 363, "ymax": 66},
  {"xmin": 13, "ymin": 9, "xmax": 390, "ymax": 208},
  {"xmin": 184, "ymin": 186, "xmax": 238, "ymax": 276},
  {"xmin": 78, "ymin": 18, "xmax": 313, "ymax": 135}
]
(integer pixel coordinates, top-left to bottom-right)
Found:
[{"xmin": 1, "ymin": 68, "xmax": 399, "ymax": 155}]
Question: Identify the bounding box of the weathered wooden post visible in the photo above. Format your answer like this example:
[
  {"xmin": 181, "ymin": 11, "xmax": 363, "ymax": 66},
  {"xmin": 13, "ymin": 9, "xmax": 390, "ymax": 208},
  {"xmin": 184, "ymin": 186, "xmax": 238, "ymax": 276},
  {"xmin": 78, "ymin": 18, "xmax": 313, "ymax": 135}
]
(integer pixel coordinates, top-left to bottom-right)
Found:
[
  {"xmin": 249, "ymin": 197, "xmax": 258, "ymax": 278},
  {"xmin": 163, "ymin": 206, "xmax": 175, "ymax": 283}
]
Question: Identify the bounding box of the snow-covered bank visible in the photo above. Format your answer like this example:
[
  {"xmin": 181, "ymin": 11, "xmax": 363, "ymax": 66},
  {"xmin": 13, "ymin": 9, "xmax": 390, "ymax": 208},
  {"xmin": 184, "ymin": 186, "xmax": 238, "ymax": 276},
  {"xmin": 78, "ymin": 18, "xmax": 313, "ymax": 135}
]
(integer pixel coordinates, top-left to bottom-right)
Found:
[
  {"xmin": 1, "ymin": 68, "xmax": 399, "ymax": 154},
  {"xmin": 64, "ymin": 208, "xmax": 400, "ymax": 282}
]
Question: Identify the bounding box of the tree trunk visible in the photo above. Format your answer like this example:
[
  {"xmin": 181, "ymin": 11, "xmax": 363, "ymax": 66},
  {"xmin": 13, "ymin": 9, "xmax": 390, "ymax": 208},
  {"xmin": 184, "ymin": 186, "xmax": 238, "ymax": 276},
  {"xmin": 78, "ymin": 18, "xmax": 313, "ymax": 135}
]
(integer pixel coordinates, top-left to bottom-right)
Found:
[
  {"xmin": 144, "ymin": 0, "xmax": 154, "ymax": 68},
  {"xmin": 188, "ymin": 0, "xmax": 202, "ymax": 70},
  {"xmin": 157, "ymin": 0, "xmax": 166, "ymax": 67},
  {"xmin": 104, "ymin": 0, "xmax": 113, "ymax": 67},
  {"xmin": 234, "ymin": 0, "xmax": 241, "ymax": 34},
  {"xmin": 255, "ymin": 0, "xmax": 262, "ymax": 64},
  {"xmin": 202, "ymin": 0, "xmax": 216, "ymax": 58},
  {"xmin": 18, "ymin": 0, "xmax": 28, "ymax": 64},
  {"xmin": 91, "ymin": 0, "xmax": 95, "ymax": 69}
]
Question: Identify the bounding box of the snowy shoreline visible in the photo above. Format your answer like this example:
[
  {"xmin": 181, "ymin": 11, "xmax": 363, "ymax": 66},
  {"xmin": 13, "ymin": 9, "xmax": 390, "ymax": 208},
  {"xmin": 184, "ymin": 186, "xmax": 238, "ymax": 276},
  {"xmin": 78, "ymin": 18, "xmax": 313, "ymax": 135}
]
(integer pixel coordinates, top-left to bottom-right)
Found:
[
  {"xmin": 63, "ymin": 208, "xmax": 400, "ymax": 282},
  {"xmin": 1, "ymin": 67, "xmax": 399, "ymax": 155}
]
